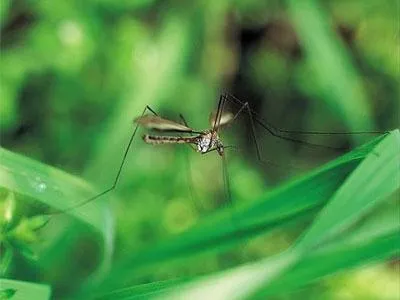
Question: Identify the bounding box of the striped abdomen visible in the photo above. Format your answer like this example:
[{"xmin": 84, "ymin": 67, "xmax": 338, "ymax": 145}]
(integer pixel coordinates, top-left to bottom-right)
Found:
[{"xmin": 143, "ymin": 134, "xmax": 197, "ymax": 145}]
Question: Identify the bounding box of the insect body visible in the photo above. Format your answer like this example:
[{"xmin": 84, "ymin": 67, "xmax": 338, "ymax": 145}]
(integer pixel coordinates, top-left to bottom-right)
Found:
[
  {"xmin": 136, "ymin": 111, "xmax": 231, "ymax": 156},
  {"xmin": 143, "ymin": 130, "xmax": 224, "ymax": 155}
]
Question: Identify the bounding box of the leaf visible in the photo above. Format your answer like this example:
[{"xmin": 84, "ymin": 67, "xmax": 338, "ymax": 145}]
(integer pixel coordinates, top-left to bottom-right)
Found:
[
  {"xmin": 0, "ymin": 147, "xmax": 115, "ymax": 287},
  {"xmin": 159, "ymin": 216, "xmax": 398, "ymax": 300},
  {"xmin": 0, "ymin": 279, "xmax": 51, "ymax": 300},
  {"xmin": 296, "ymin": 129, "xmax": 399, "ymax": 250},
  {"xmin": 255, "ymin": 204, "xmax": 400, "ymax": 297},
  {"xmin": 0, "ymin": 147, "xmax": 109, "ymax": 231}
]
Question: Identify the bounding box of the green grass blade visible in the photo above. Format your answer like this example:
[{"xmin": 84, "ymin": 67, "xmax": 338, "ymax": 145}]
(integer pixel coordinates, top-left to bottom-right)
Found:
[
  {"xmin": 148, "ymin": 198, "xmax": 398, "ymax": 300},
  {"xmin": 0, "ymin": 147, "xmax": 115, "ymax": 288},
  {"xmin": 296, "ymin": 130, "xmax": 399, "ymax": 250},
  {"xmin": 0, "ymin": 147, "xmax": 110, "ymax": 231},
  {"xmin": 101, "ymin": 219, "xmax": 398, "ymax": 300},
  {"xmin": 0, "ymin": 279, "xmax": 51, "ymax": 300},
  {"xmin": 255, "ymin": 204, "xmax": 400, "ymax": 297}
]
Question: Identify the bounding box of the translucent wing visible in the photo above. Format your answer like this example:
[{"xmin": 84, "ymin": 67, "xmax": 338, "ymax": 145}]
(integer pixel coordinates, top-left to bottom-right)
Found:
[
  {"xmin": 135, "ymin": 115, "xmax": 194, "ymax": 132},
  {"xmin": 209, "ymin": 111, "xmax": 234, "ymax": 128}
]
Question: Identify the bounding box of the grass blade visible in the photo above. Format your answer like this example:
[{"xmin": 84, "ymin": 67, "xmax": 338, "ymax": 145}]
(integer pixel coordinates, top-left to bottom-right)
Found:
[
  {"xmin": 0, "ymin": 147, "xmax": 111, "ymax": 232},
  {"xmin": 0, "ymin": 279, "xmax": 51, "ymax": 300},
  {"xmin": 0, "ymin": 147, "xmax": 115, "ymax": 292},
  {"xmin": 296, "ymin": 130, "xmax": 399, "ymax": 250}
]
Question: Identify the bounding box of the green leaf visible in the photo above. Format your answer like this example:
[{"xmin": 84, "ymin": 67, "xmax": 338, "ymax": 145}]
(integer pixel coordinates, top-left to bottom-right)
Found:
[
  {"xmin": 161, "ymin": 214, "xmax": 398, "ymax": 300},
  {"xmin": 296, "ymin": 129, "xmax": 399, "ymax": 250},
  {"xmin": 0, "ymin": 147, "xmax": 115, "ymax": 287},
  {"xmin": 0, "ymin": 279, "xmax": 51, "ymax": 300},
  {"xmin": 0, "ymin": 147, "xmax": 109, "ymax": 231},
  {"xmin": 256, "ymin": 204, "xmax": 400, "ymax": 297}
]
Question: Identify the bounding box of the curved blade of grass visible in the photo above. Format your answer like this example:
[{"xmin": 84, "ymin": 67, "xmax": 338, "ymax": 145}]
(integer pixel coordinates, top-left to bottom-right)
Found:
[
  {"xmin": 246, "ymin": 129, "xmax": 399, "ymax": 298},
  {"xmin": 0, "ymin": 279, "xmax": 51, "ymax": 300},
  {"xmin": 0, "ymin": 147, "xmax": 114, "ymax": 284},
  {"xmin": 255, "ymin": 203, "xmax": 400, "ymax": 297},
  {"xmin": 95, "ymin": 209, "xmax": 399, "ymax": 300},
  {"xmin": 0, "ymin": 147, "xmax": 110, "ymax": 232},
  {"xmin": 154, "ymin": 208, "xmax": 399, "ymax": 300},
  {"xmin": 92, "ymin": 208, "xmax": 399, "ymax": 300},
  {"xmin": 295, "ymin": 129, "xmax": 399, "ymax": 250},
  {"xmin": 81, "ymin": 131, "xmax": 393, "ymax": 297}
]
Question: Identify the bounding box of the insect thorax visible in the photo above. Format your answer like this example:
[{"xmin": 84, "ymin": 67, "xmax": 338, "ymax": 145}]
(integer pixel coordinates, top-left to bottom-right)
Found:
[{"xmin": 196, "ymin": 131, "xmax": 221, "ymax": 154}]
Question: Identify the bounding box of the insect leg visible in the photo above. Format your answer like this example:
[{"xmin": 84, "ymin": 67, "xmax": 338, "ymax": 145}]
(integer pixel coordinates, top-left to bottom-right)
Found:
[
  {"xmin": 177, "ymin": 113, "xmax": 206, "ymax": 214},
  {"xmin": 177, "ymin": 113, "xmax": 198, "ymax": 149},
  {"xmin": 47, "ymin": 105, "xmax": 160, "ymax": 215},
  {"xmin": 179, "ymin": 114, "xmax": 189, "ymax": 127},
  {"xmin": 223, "ymin": 93, "xmax": 387, "ymax": 151},
  {"xmin": 227, "ymin": 100, "xmax": 291, "ymax": 169}
]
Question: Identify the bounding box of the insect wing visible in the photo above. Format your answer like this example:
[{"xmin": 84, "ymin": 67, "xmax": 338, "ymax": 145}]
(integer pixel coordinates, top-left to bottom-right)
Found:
[
  {"xmin": 135, "ymin": 115, "xmax": 194, "ymax": 132},
  {"xmin": 209, "ymin": 111, "xmax": 234, "ymax": 128}
]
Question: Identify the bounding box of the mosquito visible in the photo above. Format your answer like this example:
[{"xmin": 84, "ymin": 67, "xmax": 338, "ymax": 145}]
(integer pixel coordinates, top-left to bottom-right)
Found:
[
  {"xmin": 45, "ymin": 93, "xmax": 386, "ymax": 216},
  {"xmin": 133, "ymin": 95, "xmax": 239, "ymax": 214},
  {"xmin": 135, "ymin": 99, "xmax": 234, "ymax": 157}
]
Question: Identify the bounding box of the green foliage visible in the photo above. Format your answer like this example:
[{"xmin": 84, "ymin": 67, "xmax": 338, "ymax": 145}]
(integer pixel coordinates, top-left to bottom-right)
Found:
[{"xmin": 1, "ymin": 0, "xmax": 398, "ymax": 299}]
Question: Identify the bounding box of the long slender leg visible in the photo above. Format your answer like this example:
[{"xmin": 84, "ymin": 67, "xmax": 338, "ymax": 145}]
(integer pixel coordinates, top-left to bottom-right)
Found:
[
  {"xmin": 199, "ymin": 140, "xmax": 240, "ymax": 234},
  {"xmin": 221, "ymin": 153, "xmax": 235, "ymax": 225},
  {"xmin": 206, "ymin": 96, "xmax": 244, "ymax": 236},
  {"xmin": 227, "ymin": 100, "xmax": 298, "ymax": 169},
  {"xmin": 178, "ymin": 114, "xmax": 197, "ymax": 150},
  {"xmin": 179, "ymin": 114, "xmax": 189, "ymax": 127},
  {"xmin": 213, "ymin": 94, "xmax": 228, "ymax": 134},
  {"xmin": 212, "ymin": 95, "xmax": 224, "ymax": 132},
  {"xmin": 224, "ymin": 93, "xmax": 387, "ymax": 151},
  {"xmin": 177, "ymin": 113, "xmax": 204, "ymax": 213},
  {"xmin": 47, "ymin": 105, "xmax": 159, "ymax": 215}
]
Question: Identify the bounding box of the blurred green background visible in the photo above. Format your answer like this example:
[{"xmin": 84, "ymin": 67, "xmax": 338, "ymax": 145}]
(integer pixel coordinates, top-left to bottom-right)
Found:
[{"xmin": 0, "ymin": 0, "xmax": 398, "ymax": 299}]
